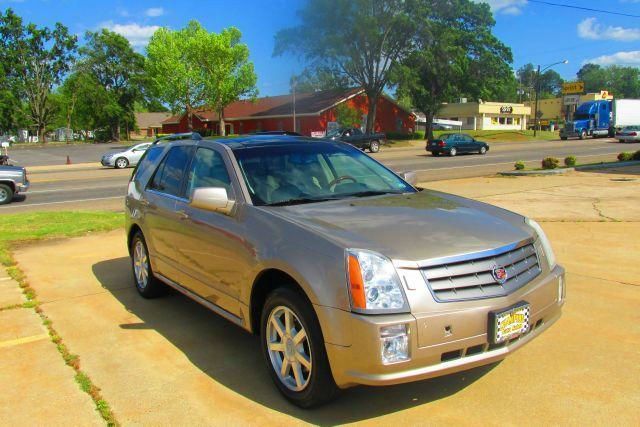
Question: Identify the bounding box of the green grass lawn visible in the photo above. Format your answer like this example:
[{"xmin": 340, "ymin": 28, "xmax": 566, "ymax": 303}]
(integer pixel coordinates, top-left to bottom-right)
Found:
[{"xmin": 0, "ymin": 211, "xmax": 123, "ymax": 266}]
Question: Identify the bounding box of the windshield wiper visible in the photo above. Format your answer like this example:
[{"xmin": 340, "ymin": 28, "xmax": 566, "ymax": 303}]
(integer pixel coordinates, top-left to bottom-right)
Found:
[
  {"xmin": 342, "ymin": 190, "xmax": 404, "ymax": 198},
  {"xmin": 265, "ymin": 196, "xmax": 338, "ymax": 207}
]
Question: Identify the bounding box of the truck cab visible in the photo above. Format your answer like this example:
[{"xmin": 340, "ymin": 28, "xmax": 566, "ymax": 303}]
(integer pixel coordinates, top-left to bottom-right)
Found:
[{"xmin": 560, "ymin": 100, "xmax": 613, "ymax": 140}]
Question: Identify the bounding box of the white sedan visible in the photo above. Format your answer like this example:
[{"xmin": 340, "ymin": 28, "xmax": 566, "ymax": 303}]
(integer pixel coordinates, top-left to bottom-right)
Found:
[
  {"xmin": 101, "ymin": 142, "xmax": 152, "ymax": 169},
  {"xmin": 616, "ymin": 126, "xmax": 640, "ymax": 143}
]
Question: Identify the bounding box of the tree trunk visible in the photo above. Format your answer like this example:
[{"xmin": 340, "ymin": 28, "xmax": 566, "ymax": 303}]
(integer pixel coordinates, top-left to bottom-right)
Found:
[
  {"xmin": 186, "ymin": 104, "xmax": 193, "ymax": 132},
  {"xmin": 365, "ymin": 92, "xmax": 378, "ymax": 134},
  {"xmin": 111, "ymin": 119, "xmax": 120, "ymax": 142},
  {"xmin": 38, "ymin": 125, "xmax": 46, "ymax": 143},
  {"xmin": 425, "ymin": 110, "xmax": 435, "ymax": 141},
  {"xmin": 219, "ymin": 108, "xmax": 225, "ymax": 136}
]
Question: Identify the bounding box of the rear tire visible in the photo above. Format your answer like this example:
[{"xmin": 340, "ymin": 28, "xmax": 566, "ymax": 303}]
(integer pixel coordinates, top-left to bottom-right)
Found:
[
  {"xmin": 0, "ymin": 183, "xmax": 13, "ymax": 205},
  {"xmin": 368, "ymin": 140, "xmax": 380, "ymax": 153},
  {"xmin": 260, "ymin": 288, "xmax": 339, "ymax": 408},
  {"xmin": 449, "ymin": 147, "xmax": 457, "ymax": 157},
  {"xmin": 432, "ymin": 151, "xmax": 440, "ymax": 157},
  {"xmin": 561, "ymin": 137, "xmax": 568, "ymax": 141},
  {"xmin": 115, "ymin": 157, "xmax": 129, "ymax": 169},
  {"xmin": 130, "ymin": 231, "xmax": 164, "ymax": 298}
]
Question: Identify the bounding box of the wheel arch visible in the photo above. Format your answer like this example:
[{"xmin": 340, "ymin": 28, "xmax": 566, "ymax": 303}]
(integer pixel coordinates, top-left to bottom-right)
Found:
[
  {"xmin": 249, "ymin": 268, "xmax": 314, "ymax": 335},
  {"xmin": 127, "ymin": 223, "xmax": 143, "ymax": 255},
  {"xmin": 0, "ymin": 180, "xmax": 16, "ymax": 192}
]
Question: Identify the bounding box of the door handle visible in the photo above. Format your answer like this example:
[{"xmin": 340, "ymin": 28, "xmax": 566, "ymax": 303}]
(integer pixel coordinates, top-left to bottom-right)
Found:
[{"xmin": 177, "ymin": 210, "xmax": 190, "ymax": 220}]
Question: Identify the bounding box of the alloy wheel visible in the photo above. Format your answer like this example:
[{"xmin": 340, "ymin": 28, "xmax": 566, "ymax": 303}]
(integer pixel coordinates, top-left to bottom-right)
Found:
[
  {"xmin": 0, "ymin": 188, "xmax": 8, "ymax": 203},
  {"xmin": 133, "ymin": 240, "xmax": 149, "ymax": 289},
  {"xmin": 266, "ymin": 306, "xmax": 313, "ymax": 392},
  {"xmin": 116, "ymin": 158, "xmax": 128, "ymax": 168}
]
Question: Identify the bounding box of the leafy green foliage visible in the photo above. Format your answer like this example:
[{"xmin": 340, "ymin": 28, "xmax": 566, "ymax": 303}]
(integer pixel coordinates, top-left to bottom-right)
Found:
[
  {"xmin": 564, "ymin": 156, "xmax": 576, "ymax": 167},
  {"xmin": 516, "ymin": 63, "xmax": 564, "ymax": 100},
  {"xmin": 77, "ymin": 29, "xmax": 145, "ymax": 141},
  {"xmin": 514, "ymin": 161, "xmax": 525, "ymax": 170},
  {"xmin": 275, "ymin": 0, "xmax": 415, "ymax": 133},
  {"xmin": 0, "ymin": 8, "xmax": 77, "ymax": 140},
  {"xmin": 577, "ymin": 64, "xmax": 640, "ymax": 98},
  {"xmin": 393, "ymin": 0, "xmax": 514, "ymax": 140},
  {"xmin": 541, "ymin": 157, "xmax": 560, "ymax": 170},
  {"xmin": 292, "ymin": 67, "xmax": 352, "ymax": 93},
  {"xmin": 334, "ymin": 103, "xmax": 362, "ymax": 127},
  {"xmin": 617, "ymin": 152, "xmax": 633, "ymax": 162}
]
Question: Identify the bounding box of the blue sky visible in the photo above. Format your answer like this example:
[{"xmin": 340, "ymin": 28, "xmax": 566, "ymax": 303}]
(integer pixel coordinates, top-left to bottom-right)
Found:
[{"xmin": 2, "ymin": 0, "xmax": 639, "ymax": 96}]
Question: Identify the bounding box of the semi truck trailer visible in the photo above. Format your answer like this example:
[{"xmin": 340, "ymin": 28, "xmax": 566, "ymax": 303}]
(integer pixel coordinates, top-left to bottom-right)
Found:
[{"xmin": 560, "ymin": 99, "xmax": 640, "ymax": 140}]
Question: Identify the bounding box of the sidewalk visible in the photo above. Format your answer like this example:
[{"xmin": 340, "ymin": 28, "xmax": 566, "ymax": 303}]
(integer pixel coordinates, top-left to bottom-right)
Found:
[{"xmin": 0, "ymin": 268, "xmax": 102, "ymax": 425}]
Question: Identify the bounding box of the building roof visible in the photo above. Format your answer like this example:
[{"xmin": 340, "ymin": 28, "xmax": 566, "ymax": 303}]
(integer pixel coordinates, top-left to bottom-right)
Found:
[
  {"xmin": 135, "ymin": 112, "xmax": 172, "ymax": 129},
  {"xmin": 163, "ymin": 88, "xmax": 365, "ymax": 124}
]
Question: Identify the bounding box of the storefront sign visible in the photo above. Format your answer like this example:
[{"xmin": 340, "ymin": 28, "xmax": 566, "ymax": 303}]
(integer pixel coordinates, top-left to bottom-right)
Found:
[
  {"xmin": 563, "ymin": 95, "xmax": 580, "ymax": 105},
  {"xmin": 500, "ymin": 106, "xmax": 513, "ymax": 114},
  {"xmin": 562, "ymin": 82, "xmax": 584, "ymax": 94}
]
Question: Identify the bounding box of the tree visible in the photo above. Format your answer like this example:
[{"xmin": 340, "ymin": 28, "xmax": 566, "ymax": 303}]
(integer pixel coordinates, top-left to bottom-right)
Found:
[
  {"xmin": 0, "ymin": 9, "xmax": 77, "ymax": 142},
  {"xmin": 79, "ymin": 29, "xmax": 145, "ymax": 141},
  {"xmin": 517, "ymin": 63, "xmax": 564, "ymax": 99},
  {"xmin": 274, "ymin": 0, "xmax": 415, "ymax": 134},
  {"xmin": 292, "ymin": 67, "xmax": 352, "ymax": 93},
  {"xmin": 334, "ymin": 103, "xmax": 362, "ymax": 127},
  {"xmin": 393, "ymin": 0, "xmax": 514, "ymax": 140},
  {"xmin": 198, "ymin": 26, "xmax": 257, "ymax": 136},
  {"xmin": 577, "ymin": 64, "xmax": 640, "ymax": 98}
]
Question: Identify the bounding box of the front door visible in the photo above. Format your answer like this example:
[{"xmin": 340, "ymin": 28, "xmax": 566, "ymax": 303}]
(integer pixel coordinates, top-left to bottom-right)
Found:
[{"xmin": 174, "ymin": 146, "xmax": 248, "ymax": 318}]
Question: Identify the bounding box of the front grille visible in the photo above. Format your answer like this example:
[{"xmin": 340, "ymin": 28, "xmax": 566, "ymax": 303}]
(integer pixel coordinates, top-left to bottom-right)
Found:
[
  {"xmin": 566, "ymin": 123, "xmax": 575, "ymax": 133},
  {"xmin": 421, "ymin": 242, "xmax": 541, "ymax": 302}
]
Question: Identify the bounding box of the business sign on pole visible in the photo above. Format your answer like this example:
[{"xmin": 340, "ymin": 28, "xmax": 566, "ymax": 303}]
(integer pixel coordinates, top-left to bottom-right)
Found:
[
  {"xmin": 563, "ymin": 95, "xmax": 581, "ymax": 105},
  {"xmin": 562, "ymin": 82, "xmax": 584, "ymax": 94}
]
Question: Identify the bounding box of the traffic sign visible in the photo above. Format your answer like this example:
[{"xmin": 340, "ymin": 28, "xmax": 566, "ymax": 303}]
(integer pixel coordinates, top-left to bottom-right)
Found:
[{"xmin": 562, "ymin": 82, "xmax": 584, "ymax": 94}]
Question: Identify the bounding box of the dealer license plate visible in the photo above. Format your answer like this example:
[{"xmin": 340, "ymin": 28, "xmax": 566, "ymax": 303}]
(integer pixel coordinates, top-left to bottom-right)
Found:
[{"xmin": 489, "ymin": 302, "xmax": 530, "ymax": 344}]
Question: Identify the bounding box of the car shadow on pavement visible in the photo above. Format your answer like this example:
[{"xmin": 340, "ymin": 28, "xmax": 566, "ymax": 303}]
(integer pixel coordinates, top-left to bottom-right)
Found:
[{"xmin": 92, "ymin": 257, "xmax": 497, "ymax": 424}]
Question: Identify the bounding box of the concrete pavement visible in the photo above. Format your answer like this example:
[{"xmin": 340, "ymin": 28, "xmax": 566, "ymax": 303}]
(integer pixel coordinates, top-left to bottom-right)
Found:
[{"xmin": 6, "ymin": 165, "xmax": 640, "ymax": 425}]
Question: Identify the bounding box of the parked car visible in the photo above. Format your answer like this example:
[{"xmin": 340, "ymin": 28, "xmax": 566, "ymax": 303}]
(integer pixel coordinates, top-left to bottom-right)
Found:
[
  {"xmin": 125, "ymin": 134, "xmax": 564, "ymax": 407},
  {"xmin": 326, "ymin": 127, "xmax": 385, "ymax": 153},
  {"xmin": 616, "ymin": 125, "xmax": 640, "ymax": 143},
  {"xmin": 0, "ymin": 164, "xmax": 29, "ymax": 204},
  {"xmin": 427, "ymin": 133, "xmax": 489, "ymax": 156},
  {"xmin": 101, "ymin": 142, "xmax": 153, "ymax": 169}
]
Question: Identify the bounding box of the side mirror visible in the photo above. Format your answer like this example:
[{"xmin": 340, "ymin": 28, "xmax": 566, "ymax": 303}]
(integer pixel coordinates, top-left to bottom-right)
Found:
[
  {"xmin": 400, "ymin": 171, "xmax": 418, "ymax": 186},
  {"xmin": 190, "ymin": 187, "xmax": 235, "ymax": 215}
]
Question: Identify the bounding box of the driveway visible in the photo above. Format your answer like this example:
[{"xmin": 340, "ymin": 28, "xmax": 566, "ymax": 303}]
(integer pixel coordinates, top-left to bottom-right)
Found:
[{"xmin": 9, "ymin": 166, "xmax": 640, "ymax": 425}]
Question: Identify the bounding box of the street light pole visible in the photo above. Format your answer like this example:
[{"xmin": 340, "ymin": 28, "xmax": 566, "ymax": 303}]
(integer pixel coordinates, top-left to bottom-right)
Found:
[
  {"xmin": 533, "ymin": 60, "xmax": 568, "ymax": 137},
  {"xmin": 292, "ymin": 76, "xmax": 297, "ymax": 133}
]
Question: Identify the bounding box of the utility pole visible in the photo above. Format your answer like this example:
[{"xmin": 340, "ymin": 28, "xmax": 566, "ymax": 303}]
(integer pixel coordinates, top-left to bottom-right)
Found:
[
  {"xmin": 292, "ymin": 75, "xmax": 297, "ymax": 133},
  {"xmin": 533, "ymin": 65, "xmax": 541, "ymax": 137}
]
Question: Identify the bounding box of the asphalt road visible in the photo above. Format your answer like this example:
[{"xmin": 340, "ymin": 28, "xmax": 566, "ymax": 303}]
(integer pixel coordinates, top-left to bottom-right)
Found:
[
  {"xmin": 2, "ymin": 137, "xmax": 632, "ymax": 213},
  {"xmin": 8, "ymin": 142, "xmax": 133, "ymax": 166}
]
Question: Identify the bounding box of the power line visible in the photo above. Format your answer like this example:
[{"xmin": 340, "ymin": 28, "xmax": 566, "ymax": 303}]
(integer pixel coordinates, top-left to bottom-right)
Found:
[{"xmin": 527, "ymin": 0, "xmax": 640, "ymax": 19}]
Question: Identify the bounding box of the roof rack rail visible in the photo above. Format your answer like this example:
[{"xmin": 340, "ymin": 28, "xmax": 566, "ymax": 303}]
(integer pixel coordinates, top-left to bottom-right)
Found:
[{"xmin": 152, "ymin": 132, "xmax": 202, "ymax": 144}]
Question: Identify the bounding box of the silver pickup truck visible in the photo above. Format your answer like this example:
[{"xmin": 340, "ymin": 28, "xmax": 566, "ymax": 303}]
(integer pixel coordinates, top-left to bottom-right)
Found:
[{"xmin": 0, "ymin": 165, "xmax": 29, "ymax": 204}]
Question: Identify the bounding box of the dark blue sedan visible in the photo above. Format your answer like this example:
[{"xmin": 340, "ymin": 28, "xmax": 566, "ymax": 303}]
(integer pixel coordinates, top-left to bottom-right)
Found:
[{"xmin": 426, "ymin": 133, "xmax": 490, "ymax": 157}]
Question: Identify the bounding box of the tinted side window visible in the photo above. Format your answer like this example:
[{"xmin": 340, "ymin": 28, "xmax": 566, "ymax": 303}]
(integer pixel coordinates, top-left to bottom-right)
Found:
[
  {"xmin": 352, "ymin": 128, "xmax": 363, "ymax": 136},
  {"xmin": 133, "ymin": 145, "xmax": 165, "ymax": 181},
  {"xmin": 149, "ymin": 145, "xmax": 193, "ymax": 197},
  {"xmin": 186, "ymin": 148, "xmax": 234, "ymax": 198}
]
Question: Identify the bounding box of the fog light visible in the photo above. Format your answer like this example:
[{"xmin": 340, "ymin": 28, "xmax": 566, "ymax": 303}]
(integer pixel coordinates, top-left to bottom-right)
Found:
[{"xmin": 380, "ymin": 324, "xmax": 409, "ymax": 364}]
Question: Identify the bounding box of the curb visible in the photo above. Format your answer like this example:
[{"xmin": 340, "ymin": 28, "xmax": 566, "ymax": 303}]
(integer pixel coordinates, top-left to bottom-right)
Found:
[{"xmin": 499, "ymin": 160, "xmax": 640, "ymax": 176}]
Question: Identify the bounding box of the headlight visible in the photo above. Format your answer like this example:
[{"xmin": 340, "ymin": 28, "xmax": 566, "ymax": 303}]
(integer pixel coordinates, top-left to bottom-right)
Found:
[
  {"xmin": 346, "ymin": 249, "xmax": 408, "ymax": 313},
  {"xmin": 525, "ymin": 218, "xmax": 556, "ymax": 269}
]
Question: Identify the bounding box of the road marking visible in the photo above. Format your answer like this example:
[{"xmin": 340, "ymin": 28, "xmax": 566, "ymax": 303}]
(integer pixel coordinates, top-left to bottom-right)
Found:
[
  {"xmin": 0, "ymin": 333, "xmax": 49, "ymax": 349},
  {"xmin": 0, "ymin": 196, "xmax": 123, "ymax": 209},
  {"xmin": 27, "ymin": 186, "xmax": 125, "ymax": 194}
]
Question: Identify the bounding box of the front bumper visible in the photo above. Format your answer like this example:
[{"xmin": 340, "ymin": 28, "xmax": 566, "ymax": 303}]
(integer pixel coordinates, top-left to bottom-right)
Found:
[
  {"xmin": 16, "ymin": 181, "xmax": 30, "ymax": 194},
  {"xmin": 322, "ymin": 265, "xmax": 565, "ymax": 388},
  {"xmin": 101, "ymin": 157, "xmax": 115, "ymax": 167}
]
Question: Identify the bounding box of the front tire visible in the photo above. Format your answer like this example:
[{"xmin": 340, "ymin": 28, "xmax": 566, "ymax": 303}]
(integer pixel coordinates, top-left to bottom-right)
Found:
[
  {"xmin": 368, "ymin": 140, "xmax": 380, "ymax": 153},
  {"xmin": 579, "ymin": 130, "xmax": 587, "ymax": 140},
  {"xmin": 115, "ymin": 157, "xmax": 129, "ymax": 169},
  {"xmin": 479, "ymin": 146, "xmax": 487, "ymax": 155},
  {"xmin": 449, "ymin": 147, "xmax": 457, "ymax": 157},
  {"xmin": 561, "ymin": 137, "xmax": 568, "ymax": 141},
  {"xmin": 130, "ymin": 231, "xmax": 164, "ymax": 298},
  {"xmin": 0, "ymin": 183, "xmax": 13, "ymax": 205},
  {"xmin": 260, "ymin": 288, "xmax": 339, "ymax": 408}
]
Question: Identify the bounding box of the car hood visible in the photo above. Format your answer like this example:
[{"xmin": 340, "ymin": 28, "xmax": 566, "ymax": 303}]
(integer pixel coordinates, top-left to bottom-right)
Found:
[
  {"xmin": 269, "ymin": 191, "xmax": 532, "ymax": 263},
  {"xmin": 0, "ymin": 165, "xmax": 24, "ymax": 173}
]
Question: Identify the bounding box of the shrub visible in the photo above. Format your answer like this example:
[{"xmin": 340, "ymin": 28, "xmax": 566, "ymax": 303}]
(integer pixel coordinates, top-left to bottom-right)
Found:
[
  {"xmin": 514, "ymin": 161, "xmax": 525, "ymax": 170},
  {"xmin": 541, "ymin": 157, "xmax": 560, "ymax": 169},
  {"xmin": 618, "ymin": 152, "xmax": 633, "ymax": 162},
  {"xmin": 564, "ymin": 156, "xmax": 576, "ymax": 167},
  {"xmin": 385, "ymin": 131, "xmax": 423, "ymax": 140},
  {"xmin": 633, "ymin": 150, "xmax": 640, "ymax": 161}
]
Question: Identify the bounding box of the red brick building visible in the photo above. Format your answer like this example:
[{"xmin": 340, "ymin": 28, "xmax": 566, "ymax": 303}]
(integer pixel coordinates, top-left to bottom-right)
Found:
[{"xmin": 161, "ymin": 88, "xmax": 415, "ymax": 136}]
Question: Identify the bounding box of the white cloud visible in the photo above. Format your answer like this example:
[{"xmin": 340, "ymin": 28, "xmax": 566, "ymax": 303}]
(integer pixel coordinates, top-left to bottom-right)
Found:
[
  {"xmin": 583, "ymin": 50, "xmax": 640, "ymax": 66},
  {"xmin": 100, "ymin": 21, "xmax": 160, "ymax": 47},
  {"xmin": 145, "ymin": 7, "xmax": 164, "ymax": 17},
  {"xmin": 474, "ymin": 0, "xmax": 528, "ymax": 15},
  {"xmin": 578, "ymin": 17, "xmax": 640, "ymax": 42}
]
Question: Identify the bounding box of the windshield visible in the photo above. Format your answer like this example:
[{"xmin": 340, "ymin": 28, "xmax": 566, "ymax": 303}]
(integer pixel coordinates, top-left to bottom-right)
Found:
[
  {"xmin": 233, "ymin": 143, "xmax": 415, "ymax": 206},
  {"xmin": 622, "ymin": 126, "xmax": 640, "ymax": 131},
  {"xmin": 573, "ymin": 113, "xmax": 591, "ymax": 121},
  {"xmin": 325, "ymin": 128, "xmax": 342, "ymax": 138}
]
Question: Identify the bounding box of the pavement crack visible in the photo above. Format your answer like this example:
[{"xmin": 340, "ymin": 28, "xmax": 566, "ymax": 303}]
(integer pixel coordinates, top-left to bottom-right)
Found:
[
  {"xmin": 568, "ymin": 271, "xmax": 640, "ymax": 288},
  {"xmin": 591, "ymin": 199, "xmax": 619, "ymax": 222}
]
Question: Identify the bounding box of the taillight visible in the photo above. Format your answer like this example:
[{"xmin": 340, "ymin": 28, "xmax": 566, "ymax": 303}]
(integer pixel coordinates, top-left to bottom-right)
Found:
[
  {"xmin": 630, "ymin": 132, "xmax": 638, "ymax": 136},
  {"xmin": 437, "ymin": 140, "xmax": 446, "ymax": 147}
]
